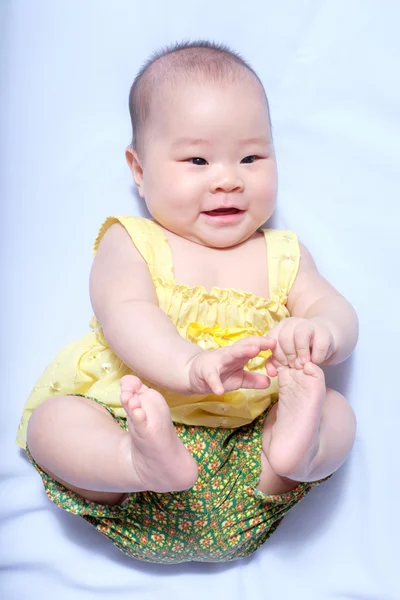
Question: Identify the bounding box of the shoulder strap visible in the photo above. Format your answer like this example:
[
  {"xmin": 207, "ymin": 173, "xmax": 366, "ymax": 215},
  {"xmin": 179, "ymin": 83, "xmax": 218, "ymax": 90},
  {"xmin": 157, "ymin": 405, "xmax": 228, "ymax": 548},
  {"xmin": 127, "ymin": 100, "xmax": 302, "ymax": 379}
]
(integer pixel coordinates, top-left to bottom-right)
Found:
[
  {"xmin": 262, "ymin": 230, "xmax": 300, "ymax": 302},
  {"xmin": 93, "ymin": 216, "xmax": 174, "ymax": 281}
]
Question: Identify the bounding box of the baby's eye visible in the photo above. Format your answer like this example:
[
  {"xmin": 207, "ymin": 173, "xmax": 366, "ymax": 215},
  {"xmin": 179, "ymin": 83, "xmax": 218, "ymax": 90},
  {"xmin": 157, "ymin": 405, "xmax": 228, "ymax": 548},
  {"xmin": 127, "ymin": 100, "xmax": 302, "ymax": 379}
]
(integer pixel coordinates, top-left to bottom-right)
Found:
[
  {"xmin": 241, "ymin": 155, "xmax": 259, "ymax": 164},
  {"xmin": 188, "ymin": 157, "xmax": 208, "ymax": 166}
]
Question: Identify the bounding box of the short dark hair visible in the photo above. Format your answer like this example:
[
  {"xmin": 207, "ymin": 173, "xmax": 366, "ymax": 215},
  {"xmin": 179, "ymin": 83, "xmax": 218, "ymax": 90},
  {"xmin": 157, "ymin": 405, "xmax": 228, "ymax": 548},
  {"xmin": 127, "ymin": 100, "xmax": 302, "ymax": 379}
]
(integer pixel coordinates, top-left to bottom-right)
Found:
[{"xmin": 128, "ymin": 40, "xmax": 269, "ymax": 151}]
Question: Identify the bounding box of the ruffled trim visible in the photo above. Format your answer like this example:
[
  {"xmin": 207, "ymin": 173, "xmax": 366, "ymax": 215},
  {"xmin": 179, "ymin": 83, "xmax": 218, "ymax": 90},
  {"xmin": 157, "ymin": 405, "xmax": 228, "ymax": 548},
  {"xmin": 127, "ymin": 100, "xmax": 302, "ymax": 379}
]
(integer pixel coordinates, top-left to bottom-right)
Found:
[{"xmin": 153, "ymin": 276, "xmax": 287, "ymax": 312}]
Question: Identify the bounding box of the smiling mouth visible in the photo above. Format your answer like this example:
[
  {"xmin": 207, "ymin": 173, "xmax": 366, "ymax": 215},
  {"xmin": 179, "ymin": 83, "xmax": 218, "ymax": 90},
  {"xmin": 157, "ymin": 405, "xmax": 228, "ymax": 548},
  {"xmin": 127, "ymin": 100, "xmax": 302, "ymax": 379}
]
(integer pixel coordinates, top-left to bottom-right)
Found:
[{"xmin": 203, "ymin": 208, "xmax": 243, "ymax": 216}]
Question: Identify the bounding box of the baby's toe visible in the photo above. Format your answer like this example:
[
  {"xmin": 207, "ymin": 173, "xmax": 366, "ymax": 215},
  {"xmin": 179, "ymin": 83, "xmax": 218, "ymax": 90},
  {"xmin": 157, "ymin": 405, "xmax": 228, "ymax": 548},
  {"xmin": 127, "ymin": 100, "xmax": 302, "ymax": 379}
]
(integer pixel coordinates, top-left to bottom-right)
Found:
[
  {"xmin": 120, "ymin": 375, "xmax": 142, "ymax": 392},
  {"xmin": 120, "ymin": 391, "xmax": 133, "ymax": 405},
  {"xmin": 121, "ymin": 391, "xmax": 142, "ymax": 414},
  {"xmin": 130, "ymin": 406, "xmax": 147, "ymax": 427},
  {"xmin": 303, "ymin": 362, "xmax": 323, "ymax": 379}
]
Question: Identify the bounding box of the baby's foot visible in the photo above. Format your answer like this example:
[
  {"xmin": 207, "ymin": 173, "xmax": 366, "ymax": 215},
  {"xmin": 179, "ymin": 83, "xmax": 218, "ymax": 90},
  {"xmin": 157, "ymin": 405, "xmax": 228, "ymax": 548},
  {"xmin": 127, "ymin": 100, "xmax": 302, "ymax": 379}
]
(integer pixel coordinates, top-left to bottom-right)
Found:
[
  {"xmin": 120, "ymin": 375, "xmax": 198, "ymax": 493},
  {"xmin": 266, "ymin": 362, "xmax": 326, "ymax": 476}
]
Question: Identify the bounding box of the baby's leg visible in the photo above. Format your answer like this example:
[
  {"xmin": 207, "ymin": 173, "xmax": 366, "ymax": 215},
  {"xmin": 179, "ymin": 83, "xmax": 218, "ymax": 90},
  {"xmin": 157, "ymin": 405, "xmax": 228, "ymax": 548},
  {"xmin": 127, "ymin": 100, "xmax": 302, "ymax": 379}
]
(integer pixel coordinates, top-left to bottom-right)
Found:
[
  {"xmin": 27, "ymin": 382, "xmax": 198, "ymax": 504},
  {"xmin": 258, "ymin": 363, "xmax": 356, "ymax": 491}
]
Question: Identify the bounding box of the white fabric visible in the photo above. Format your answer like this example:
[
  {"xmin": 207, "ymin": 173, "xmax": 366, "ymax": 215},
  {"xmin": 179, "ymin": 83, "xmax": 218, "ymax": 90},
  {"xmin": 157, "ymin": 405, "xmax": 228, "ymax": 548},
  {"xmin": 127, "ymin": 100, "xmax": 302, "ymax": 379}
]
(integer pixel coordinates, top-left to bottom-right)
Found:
[{"xmin": 1, "ymin": 1, "xmax": 399, "ymax": 598}]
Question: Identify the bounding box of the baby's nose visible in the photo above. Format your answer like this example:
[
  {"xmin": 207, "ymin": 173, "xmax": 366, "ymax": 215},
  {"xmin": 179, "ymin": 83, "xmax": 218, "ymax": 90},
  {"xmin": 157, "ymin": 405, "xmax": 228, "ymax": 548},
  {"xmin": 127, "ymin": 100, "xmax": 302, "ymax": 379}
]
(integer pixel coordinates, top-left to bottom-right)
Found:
[{"xmin": 211, "ymin": 171, "xmax": 244, "ymax": 194}]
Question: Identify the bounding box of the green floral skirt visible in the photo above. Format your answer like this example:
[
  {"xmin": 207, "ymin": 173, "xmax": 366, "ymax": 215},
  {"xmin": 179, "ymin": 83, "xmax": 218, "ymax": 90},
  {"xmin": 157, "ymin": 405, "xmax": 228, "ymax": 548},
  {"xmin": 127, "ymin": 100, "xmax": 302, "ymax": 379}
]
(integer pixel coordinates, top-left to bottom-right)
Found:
[{"xmin": 27, "ymin": 395, "xmax": 327, "ymax": 563}]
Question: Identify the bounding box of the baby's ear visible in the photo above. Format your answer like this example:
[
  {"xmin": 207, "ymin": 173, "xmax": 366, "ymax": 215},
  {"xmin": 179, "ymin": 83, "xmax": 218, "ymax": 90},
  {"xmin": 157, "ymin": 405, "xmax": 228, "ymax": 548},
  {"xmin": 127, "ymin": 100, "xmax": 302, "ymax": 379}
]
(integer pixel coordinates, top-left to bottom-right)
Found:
[{"xmin": 125, "ymin": 147, "xmax": 145, "ymax": 198}]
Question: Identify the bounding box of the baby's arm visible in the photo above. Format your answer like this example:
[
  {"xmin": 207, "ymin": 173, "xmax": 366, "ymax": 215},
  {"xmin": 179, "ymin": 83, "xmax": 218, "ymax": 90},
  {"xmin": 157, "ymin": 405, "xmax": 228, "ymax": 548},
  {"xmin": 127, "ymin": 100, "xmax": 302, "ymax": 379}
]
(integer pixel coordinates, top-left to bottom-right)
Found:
[
  {"xmin": 90, "ymin": 224, "xmax": 273, "ymax": 395},
  {"xmin": 286, "ymin": 242, "xmax": 359, "ymax": 366},
  {"xmin": 90, "ymin": 224, "xmax": 200, "ymax": 393}
]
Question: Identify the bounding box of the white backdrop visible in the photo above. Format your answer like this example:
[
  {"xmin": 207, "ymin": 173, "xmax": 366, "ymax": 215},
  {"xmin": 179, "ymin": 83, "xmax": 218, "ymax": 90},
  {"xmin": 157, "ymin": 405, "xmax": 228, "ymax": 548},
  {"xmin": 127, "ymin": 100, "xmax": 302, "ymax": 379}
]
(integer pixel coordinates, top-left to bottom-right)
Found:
[{"xmin": 1, "ymin": 1, "xmax": 399, "ymax": 599}]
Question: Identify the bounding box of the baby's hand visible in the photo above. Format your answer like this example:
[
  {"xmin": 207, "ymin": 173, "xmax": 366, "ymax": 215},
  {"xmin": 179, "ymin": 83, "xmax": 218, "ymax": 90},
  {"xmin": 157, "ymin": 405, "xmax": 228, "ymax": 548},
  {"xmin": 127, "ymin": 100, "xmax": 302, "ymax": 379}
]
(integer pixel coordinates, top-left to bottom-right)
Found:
[
  {"xmin": 266, "ymin": 317, "xmax": 336, "ymax": 374},
  {"xmin": 186, "ymin": 337, "xmax": 276, "ymax": 396}
]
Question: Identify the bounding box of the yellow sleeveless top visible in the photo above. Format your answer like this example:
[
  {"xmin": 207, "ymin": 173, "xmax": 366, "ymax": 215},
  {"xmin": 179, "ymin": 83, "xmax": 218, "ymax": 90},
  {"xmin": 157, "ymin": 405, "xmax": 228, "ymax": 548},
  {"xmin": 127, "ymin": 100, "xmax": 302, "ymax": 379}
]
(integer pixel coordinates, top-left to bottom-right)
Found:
[{"xmin": 16, "ymin": 216, "xmax": 299, "ymax": 448}]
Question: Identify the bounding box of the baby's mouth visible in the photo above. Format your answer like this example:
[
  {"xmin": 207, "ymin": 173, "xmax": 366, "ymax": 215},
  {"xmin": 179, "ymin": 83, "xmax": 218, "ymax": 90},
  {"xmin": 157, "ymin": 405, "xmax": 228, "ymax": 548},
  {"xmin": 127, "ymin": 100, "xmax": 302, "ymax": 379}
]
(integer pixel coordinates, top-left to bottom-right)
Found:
[{"xmin": 203, "ymin": 208, "xmax": 243, "ymax": 216}]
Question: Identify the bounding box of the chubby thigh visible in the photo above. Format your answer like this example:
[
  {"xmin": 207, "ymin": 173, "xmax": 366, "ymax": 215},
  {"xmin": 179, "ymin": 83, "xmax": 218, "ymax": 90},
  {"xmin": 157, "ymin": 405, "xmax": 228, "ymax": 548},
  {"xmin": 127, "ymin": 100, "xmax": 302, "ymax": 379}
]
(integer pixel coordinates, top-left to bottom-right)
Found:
[{"xmin": 26, "ymin": 398, "xmax": 321, "ymax": 563}]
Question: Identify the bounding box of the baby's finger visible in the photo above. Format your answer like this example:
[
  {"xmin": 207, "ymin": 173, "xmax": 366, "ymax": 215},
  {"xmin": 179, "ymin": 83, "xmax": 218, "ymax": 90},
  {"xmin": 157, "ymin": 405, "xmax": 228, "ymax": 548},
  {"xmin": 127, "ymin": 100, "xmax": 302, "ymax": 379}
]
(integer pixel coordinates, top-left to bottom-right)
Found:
[
  {"xmin": 258, "ymin": 336, "xmax": 277, "ymax": 352},
  {"xmin": 266, "ymin": 360, "xmax": 278, "ymax": 378},
  {"xmin": 205, "ymin": 369, "xmax": 225, "ymax": 396},
  {"xmin": 278, "ymin": 329, "xmax": 297, "ymax": 368},
  {"xmin": 310, "ymin": 332, "xmax": 330, "ymax": 364},
  {"xmin": 242, "ymin": 336, "xmax": 276, "ymax": 353},
  {"xmin": 228, "ymin": 340, "xmax": 260, "ymax": 364},
  {"xmin": 271, "ymin": 340, "xmax": 288, "ymax": 367},
  {"xmin": 294, "ymin": 325, "xmax": 312, "ymax": 366},
  {"xmin": 229, "ymin": 336, "xmax": 275, "ymax": 363},
  {"xmin": 241, "ymin": 371, "xmax": 271, "ymax": 390}
]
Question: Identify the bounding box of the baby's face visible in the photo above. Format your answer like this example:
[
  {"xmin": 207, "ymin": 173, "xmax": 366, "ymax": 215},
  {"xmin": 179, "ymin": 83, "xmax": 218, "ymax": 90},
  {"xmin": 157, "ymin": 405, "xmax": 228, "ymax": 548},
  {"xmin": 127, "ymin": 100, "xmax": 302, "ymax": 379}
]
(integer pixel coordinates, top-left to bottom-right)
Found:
[{"xmin": 130, "ymin": 77, "xmax": 277, "ymax": 248}]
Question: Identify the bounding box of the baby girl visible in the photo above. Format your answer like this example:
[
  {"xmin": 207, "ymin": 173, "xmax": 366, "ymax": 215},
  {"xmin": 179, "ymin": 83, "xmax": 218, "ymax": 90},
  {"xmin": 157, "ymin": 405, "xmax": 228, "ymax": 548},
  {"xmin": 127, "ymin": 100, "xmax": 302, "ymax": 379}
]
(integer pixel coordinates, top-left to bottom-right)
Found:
[{"xmin": 17, "ymin": 40, "xmax": 358, "ymax": 563}]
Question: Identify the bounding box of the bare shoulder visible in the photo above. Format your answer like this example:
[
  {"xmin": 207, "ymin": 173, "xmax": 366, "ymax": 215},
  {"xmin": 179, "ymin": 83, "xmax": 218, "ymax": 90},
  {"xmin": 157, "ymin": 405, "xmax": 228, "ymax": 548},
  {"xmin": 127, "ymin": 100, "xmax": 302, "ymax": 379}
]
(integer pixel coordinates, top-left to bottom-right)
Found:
[
  {"xmin": 287, "ymin": 241, "xmax": 342, "ymax": 317},
  {"xmin": 90, "ymin": 223, "xmax": 157, "ymax": 322},
  {"xmin": 94, "ymin": 222, "xmax": 143, "ymax": 261}
]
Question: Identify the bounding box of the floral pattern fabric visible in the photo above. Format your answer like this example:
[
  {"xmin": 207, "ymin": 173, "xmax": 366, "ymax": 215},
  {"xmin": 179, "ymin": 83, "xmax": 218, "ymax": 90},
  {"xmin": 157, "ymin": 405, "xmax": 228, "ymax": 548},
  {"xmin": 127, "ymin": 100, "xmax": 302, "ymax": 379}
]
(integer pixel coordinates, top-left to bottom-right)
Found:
[{"xmin": 26, "ymin": 395, "xmax": 326, "ymax": 564}]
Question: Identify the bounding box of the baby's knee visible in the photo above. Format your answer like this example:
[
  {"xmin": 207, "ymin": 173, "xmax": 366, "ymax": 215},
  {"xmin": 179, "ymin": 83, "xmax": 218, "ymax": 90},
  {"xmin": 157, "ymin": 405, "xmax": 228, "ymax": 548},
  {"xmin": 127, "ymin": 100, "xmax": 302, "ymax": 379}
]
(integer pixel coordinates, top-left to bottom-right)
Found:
[
  {"xmin": 326, "ymin": 388, "xmax": 355, "ymax": 414},
  {"xmin": 27, "ymin": 396, "xmax": 65, "ymax": 455},
  {"xmin": 325, "ymin": 388, "xmax": 357, "ymax": 440},
  {"xmin": 27, "ymin": 396, "xmax": 86, "ymax": 455}
]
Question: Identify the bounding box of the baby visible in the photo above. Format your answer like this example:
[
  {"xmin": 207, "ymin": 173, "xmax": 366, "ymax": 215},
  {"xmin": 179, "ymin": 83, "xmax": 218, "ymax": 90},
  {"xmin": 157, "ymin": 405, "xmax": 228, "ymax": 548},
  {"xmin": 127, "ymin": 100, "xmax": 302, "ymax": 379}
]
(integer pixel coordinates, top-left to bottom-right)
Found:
[{"xmin": 17, "ymin": 41, "xmax": 358, "ymax": 564}]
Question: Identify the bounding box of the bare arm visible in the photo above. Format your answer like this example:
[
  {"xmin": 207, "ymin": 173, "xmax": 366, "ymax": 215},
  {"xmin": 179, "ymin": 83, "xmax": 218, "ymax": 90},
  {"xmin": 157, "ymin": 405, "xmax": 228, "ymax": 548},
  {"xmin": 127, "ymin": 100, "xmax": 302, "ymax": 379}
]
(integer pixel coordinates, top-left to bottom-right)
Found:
[
  {"xmin": 287, "ymin": 242, "xmax": 359, "ymax": 365},
  {"xmin": 90, "ymin": 223, "xmax": 202, "ymax": 394}
]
